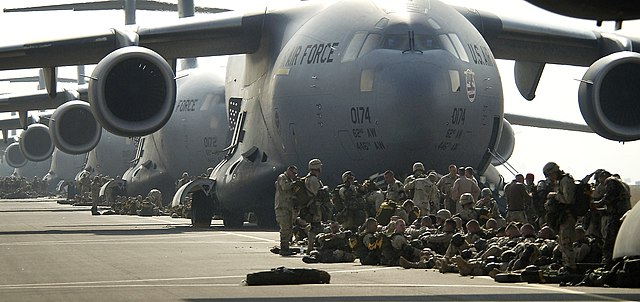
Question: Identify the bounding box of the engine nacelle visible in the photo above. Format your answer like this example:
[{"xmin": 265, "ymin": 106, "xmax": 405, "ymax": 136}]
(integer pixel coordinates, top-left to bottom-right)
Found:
[
  {"xmin": 5, "ymin": 142, "xmax": 27, "ymax": 168},
  {"xmin": 579, "ymin": 51, "xmax": 640, "ymax": 141},
  {"xmin": 49, "ymin": 100, "xmax": 102, "ymax": 155},
  {"xmin": 19, "ymin": 124, "xmax": 54, "ymax": 162},
  {"xmin": 492, "ymin": 118, "xmax": 515, "ymax": 165},
  {"xmin": 89, "ymin": 46, "xmax": 176, "ymax": 137}
]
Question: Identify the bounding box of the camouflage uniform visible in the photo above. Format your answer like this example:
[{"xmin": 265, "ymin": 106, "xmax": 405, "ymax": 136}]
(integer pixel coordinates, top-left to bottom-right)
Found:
[
  {"xmin": 450, "ymin": 176, "xmax": 480, "ymax": 213},
  {"xmin": 91, "ymin": 176, "xmax": 101, "ymax": 214},
  {"xmin": 437, "ymin": 170, "xmax": 459, "ymax": 214},
  {"xmin": 544, "ymin": 162, "xmax": 577, "ymax": 271},
  {"xmin": 504, "ymin": 179, "xmax": 530, "ymax": 223},
  {"xmin": 147, "ymin": 189, "xmax": 163, "ymax": 209},
  {"xmin": 595, "ymin": 176, "xmax": 631, "ymax": 266},
  {"xmin": 304, "ymin": 159, "xmax": 324, "ymax": 253},
  {"xmin": 275, "ymin": 168, "xmax": 297, "ymax": 254},
  {"xmin": 385, "ymin": 179, "xmax": 405, "ymax": 203},
  {"xmin": 405, "ymin": 173, "xmax": 439, "ymax": 216}
]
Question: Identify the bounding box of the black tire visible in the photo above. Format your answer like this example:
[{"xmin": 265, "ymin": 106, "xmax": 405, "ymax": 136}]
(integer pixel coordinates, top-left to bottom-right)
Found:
[
  {"xmin": 223, "ymin": 210, "xmax": 245, "ymax": 228},
  {"xmin": 191, "ymin": 190, "xmax": 214, "ymax": 228}
]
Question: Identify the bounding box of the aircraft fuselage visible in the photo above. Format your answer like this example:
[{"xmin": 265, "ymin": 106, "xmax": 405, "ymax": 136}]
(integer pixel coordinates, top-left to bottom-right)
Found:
[{"xmin": 213, "ymin": 0, "xmax": 504, "ymax": 223}]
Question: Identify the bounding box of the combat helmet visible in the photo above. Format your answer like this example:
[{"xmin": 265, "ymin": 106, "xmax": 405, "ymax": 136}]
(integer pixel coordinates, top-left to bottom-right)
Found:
[
  {"xmin": 341, "ymin": 170, "xmax": 353, "ymax": 183},
  {"xmin": 412, "ymin": 162, "xmax": 425, "ymax": 172},
  {"xmin": 542, "ymin": 162, "xmax": 560, "ymax": 177},
  {"xmin": 308, "ymin": 158, "xmax": 322, "ymax": 170}
]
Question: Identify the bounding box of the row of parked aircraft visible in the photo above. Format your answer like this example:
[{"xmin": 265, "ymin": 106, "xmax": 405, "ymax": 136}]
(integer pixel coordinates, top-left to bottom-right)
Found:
[{"xmin": 0, "ymin": 0, "xmax": 639, "ymax": 257}]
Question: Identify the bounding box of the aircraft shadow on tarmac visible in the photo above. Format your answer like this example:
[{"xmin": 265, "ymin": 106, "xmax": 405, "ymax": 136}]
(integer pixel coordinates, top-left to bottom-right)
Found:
[
  {"xmin": 0, "ymin": 223, "xmax": 275, "ymax": 236},
  {"xmin": 184, "ymin": 293, "xmax": 639, "ymax": 301}
]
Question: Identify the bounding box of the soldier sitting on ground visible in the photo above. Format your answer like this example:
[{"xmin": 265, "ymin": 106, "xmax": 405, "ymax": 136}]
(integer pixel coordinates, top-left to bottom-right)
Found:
[{"xmin": 302, "ymin": 221, "xmax": 356, "ymax": 264}]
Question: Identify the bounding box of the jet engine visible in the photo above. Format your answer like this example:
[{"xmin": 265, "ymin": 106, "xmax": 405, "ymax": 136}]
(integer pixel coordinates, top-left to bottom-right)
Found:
[
  {"xmin": 5, "ymin": 142, "xmax": 27, "ymax": 168},
  {"xmin": 491, "ymin": 118, "xmax": 515, "ymax": 165},
  {"xmin": 49, "ymin": 100, "xmax": 102, "ymax": 155},
  {"xmin": 89, "ymin": 46, "xmax": 176, "ymax": 137},
  {"xmin": 19, "ymin": 124, "xmax": 54, "ymax": 162},
  {"xmin": 579, "ymin": 51, "xmax": 640, "ymax": 142}
]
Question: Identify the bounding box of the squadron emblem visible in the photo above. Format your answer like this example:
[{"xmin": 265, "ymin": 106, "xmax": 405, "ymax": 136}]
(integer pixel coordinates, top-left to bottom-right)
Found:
[{"xmin": 464, "ymin": 69, "xmax": 476, "ymax": 102}]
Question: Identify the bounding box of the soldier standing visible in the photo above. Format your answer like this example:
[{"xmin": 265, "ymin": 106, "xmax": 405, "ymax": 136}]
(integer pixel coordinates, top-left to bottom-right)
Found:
[
  {"xmin": 437, "ymin": 164, "xmax": 459, "ymax": 214},
  {"xmin": 147, "ymin": 188, "xmax": 163, "ymax": 210},
  {"xmin": 337, "ymin": 171, "xmax": 366, "ymax": 232},
  {"xmin": 176, "ymin": 172, "xmax": 190, "ymax": 190},
  {"xmin": 404, "ymin": 162, "xmax": 439, "ymax": 216},
  {"xmin": 304, "ymin": 159, "xmax": 324, "ymax": 254},
  {"xmin": 504, "ymin": 174, "xmax": 530, "ymax": 223},
  {"xmin": 450, "ymin": 167, "xmax": 480, "ymax": 213},
  {"xmin": 79, "ymin": 169, "xmax": 91, "ymax": 203},
  {"xmin": 91, "ymin": 176, "xmax": 101, "ymax": 215},
  {"xmin": 592, "ymin": 175, "xmax": 631, "ymax": 267},
  {"xmin": 543, "ymin": 162, "xmax": 577, "ymax": 273},
  {"xmin": 274, "ymin": 165, "xmax": 298, "ymax": 256},
  {"xmin": 383, "ymin": 170, "xmax": 405, "ymax": 202}
]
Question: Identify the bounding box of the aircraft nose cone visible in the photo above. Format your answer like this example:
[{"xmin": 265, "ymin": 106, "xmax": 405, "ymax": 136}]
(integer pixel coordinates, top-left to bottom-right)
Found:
[{"xmin": 374, "ymin": 60, "xmax": 449, "ymax": 150}]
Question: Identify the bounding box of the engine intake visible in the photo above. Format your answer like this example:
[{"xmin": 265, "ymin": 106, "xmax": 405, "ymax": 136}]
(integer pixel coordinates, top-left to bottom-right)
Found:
[
  {"xmin": 19, "ymin": 124, "xmax": 54, "ymax": 162},
  {"xmin": 5, "ymin": 142, "xmax": 27, "ymax": 168},
  {"xmin": 49, "ymin": 100, "xmax": 102, "ymax": 155},
  {"xmin": 89, "ymin": 46, "xmax": 176, "ymax": 137},
  {"xmin": 579, "ymin": 51, "xmax": 640, "ymax": 141}
]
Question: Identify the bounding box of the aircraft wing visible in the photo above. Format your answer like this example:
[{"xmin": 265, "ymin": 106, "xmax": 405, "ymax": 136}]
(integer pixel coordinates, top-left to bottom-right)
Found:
[
  {"xmin": 0, "ymin": 89, "xmax": 81, "ymax": 112},
  {"xmin": 504, "ymin": 113, "xmax": 593, "ymax": 133},
  {"xmin": 3, "ymin": 0, "xmax": 229, "ymax": 14},
  {"xmin": 455, "ymin": 6, "xmax": 640, "ymax": 66},
  {"xmin": 0, "ymin": 10, "xmax": 264, "ymax": 71}
]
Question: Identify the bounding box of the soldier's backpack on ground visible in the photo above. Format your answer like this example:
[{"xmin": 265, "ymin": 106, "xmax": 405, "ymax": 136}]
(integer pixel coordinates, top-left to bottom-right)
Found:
[{"xmin": 245, "ymin": 267, "xmax": 330, "ymax": 285}]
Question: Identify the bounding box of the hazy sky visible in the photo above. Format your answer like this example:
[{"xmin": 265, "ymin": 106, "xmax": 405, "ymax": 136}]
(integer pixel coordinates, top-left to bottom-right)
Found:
[{"xmin": 0, "ymin": 0, "xmax": 639, "ymax": 184}]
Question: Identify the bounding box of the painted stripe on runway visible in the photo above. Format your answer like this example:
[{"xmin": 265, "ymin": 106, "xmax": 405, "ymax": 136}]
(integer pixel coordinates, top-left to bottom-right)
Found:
[
  {"xmin": 525, "ymin": 283, "xmax": 631, "ymax": 302},
  {"xmin": 222, "ymin": 231, "xmax": 278, "ymax": 243},
  {"xmin": 0, "ymin": 232, "xmax": 277, "ymax": 246},
  {"xmin": 0, "ymin": 266, "xmax": 634, "ymax": 301}
]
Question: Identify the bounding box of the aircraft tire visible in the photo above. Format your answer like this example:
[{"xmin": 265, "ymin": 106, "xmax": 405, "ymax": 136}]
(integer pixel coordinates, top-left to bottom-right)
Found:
[
  {"xmin": 191, "ymin": 190, "xmax": 213, "ymax": 228},
  {"xmin": 223, "ymin": 210, "xmax": 244, "ymax": 228}
]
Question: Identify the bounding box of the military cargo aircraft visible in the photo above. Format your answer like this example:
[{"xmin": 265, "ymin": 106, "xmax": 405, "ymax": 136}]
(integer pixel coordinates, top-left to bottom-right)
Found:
[
  {"xmin": 1, "ymin": 0, "xmax": 640, "ymax": 228},
  {"xmin": 1, "ymin": 0, "xmax": 229, "ymax": 202}
]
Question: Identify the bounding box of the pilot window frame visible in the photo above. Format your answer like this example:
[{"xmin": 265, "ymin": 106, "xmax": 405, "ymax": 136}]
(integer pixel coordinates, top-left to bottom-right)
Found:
[
  {"xmin": 438, "ymin": 34, "xmax": 459, "ymax": 60},
  {"xmin": 342, "ymin": 31, "xmax": 369, "ymax": 63},
  {"xmin": 358, "ymin": 33, "xmax": 382, "ymax": 58},
  {"xmin": 447, "ymin": 34, "xmax": 470, "ymax": 63}
]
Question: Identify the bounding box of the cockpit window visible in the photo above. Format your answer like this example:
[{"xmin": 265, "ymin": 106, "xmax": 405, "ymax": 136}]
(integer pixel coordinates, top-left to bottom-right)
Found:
[
  {"xmin": 342, "ymin": 31, "xmax": 368, "ymax": 63},
  {"xmin": 438, "ymin": 34, "xmax": 470, "ymax": 63},
  {"xmin": 381, "ymin": 34, "xmax": 440, "ymax": 51},
  {"xmin": 438, "ymin": 34, "xmax": 459, "ymax": 59},
  {"xmin": 359, "ymin": 33, "xmax": 382, "ymax": 57},
  {"xmin": 448, "ymin": 34, "xmax": 470, "ymax": 63}
]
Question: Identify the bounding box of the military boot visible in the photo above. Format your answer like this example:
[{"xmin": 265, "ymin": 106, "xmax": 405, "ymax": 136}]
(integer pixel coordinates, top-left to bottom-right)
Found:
[
  {"xmin": 454, "ymin": 256, "xmax": 473, "ymax": 276},
  {"xmin": 400, "ymin": 256, "xmax": 431, "ymax": 269}
]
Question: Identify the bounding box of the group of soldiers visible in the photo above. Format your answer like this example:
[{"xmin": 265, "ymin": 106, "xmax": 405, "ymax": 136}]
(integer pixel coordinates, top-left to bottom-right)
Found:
[
  {"xmin": 96, "ymin": 170, "xmax": 203, "ymax": 219},
  {"xmin": 273, "ymin": 159, "xmax": 636, "ymax": 286},
  {"xmin": 0, "ymin": 176, "xmax": 49, "ymax": 199}
]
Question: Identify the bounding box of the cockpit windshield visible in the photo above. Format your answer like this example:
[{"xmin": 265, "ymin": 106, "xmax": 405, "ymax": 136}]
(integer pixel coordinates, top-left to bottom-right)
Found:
[{"xmin": 381, "ymin": 34, "xmax": 440, "ymax": 51}]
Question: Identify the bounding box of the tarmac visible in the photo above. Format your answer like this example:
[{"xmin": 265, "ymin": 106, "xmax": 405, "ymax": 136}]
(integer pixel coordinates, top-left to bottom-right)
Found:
[{"xmin": 1, "ymin": 198, "xmax": 639, "ymax": 302}]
